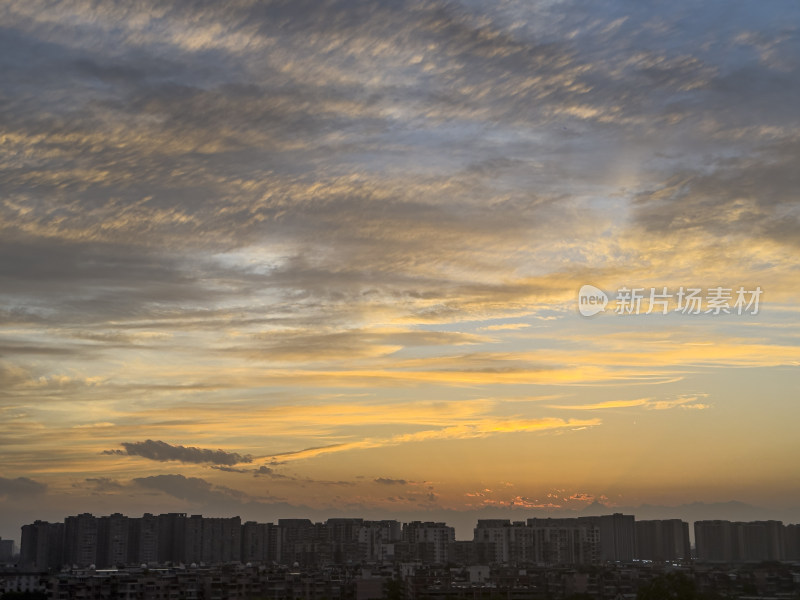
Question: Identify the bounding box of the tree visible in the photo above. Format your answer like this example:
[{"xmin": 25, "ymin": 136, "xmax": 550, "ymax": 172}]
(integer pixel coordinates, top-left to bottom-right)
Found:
[
  {"xmin": 637, "ymin": 572, "xmax": 698, "ymax": 600},
  {"xmin": 384, "ymin": 577, "xmax": 404, "ymax": 600}
]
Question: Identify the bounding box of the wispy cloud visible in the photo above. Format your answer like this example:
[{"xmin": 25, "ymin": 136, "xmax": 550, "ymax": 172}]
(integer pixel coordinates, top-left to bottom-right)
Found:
[
  {"xmin": 646, "ymin": 394, "xmax": 711, "ymax": 411},
  {"xmin": 548, "ymin": 399, "xmax": 651, "ymax": 410},
  {"xmin": 266, "ymin": 417, "xmax": 601, "ymax": 462},
  {"xmin": 549, "ymin": 395, "xmax": 711, "ymax": 411},
  {"xmin": 478, "ymin": 323, "xmax": 531, "ymax": 331}
]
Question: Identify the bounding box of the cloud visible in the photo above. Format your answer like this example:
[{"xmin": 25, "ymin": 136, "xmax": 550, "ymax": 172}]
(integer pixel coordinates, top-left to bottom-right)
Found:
[
  {"xmin": 566, "ymin": 492, "xmax": 595, "ymax": 502},
  {"xmin": 0, "ymin": 476, "xmax": 48, "ymax": 497},
  {"xmin": 646, "ymin": 394, "xmax": 711, "ymax": 411},
  {"xmin": 633, "ymin": 139, "xmax": 800, "ymax": 248},
  {"xmin": 80, "ymin": 477, "xmax": 125, "ymax": 493},
  {"xmin": 267, "ymin": 417, "xmax": 601, "ymax": 462},
  {"xmin": 548, "ymin": 399, "xmax": 651, "ymax": 410},
  {"xmin": 254, "ymin": 466, "xmax": 291, "ymax": 479},
  {"xmin": 132, "ymin": 474, "xmax": 247, "ymax": 504},
  {"xmin": 300, "ymin": 478, "xmax": 355, "ymax": 487},
  {"xmin": 210, "ymin": 464, "xmax": 293, "ymax": 480},
  {"xmin": 106, "ymin": 439, "xmax": 252, "ymax": 465},
  {"xmin": 209, "ymin": 465, "xmax": 250, "ymax": 474},
  {"xmin": 375, "ymin": 477, "xmax": 407, "ymax": 485},
  {"xmin": 478, "ymin": 323, "xmax": 532, "ymax": 331},
  {"xmin": 131, "ymin": 474, "xmax": 297, "ymax": 510},
  {"xmin": 548, "ymin": 395, "xmax": 711, "ymax": 411},
  {"xmin": 268, "ymin": 443, "xmax": 350, "ymax": 461},
  {"xmin": 230, "ymin": 327, "xmax": 487, "ymax": 362}
]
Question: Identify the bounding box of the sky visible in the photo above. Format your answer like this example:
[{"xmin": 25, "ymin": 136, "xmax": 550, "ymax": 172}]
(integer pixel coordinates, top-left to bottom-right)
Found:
[{"xmin": 1, "ymin": 0, "xmax": 799, "ymax": 543}]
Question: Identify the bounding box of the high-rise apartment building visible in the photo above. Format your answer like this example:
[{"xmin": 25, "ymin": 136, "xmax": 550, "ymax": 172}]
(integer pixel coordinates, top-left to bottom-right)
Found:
[
  {"xmin": 695, "ymin": 520, "xmax": 785, "ymax": 563},
  {"xmin": 20, "ymin": 521, "xmax": 64, "ymax": 570},
  {"xmin": 64, "ymin": 513, "xmax": 98, "ymax": 567},
  {"xmin": 578, "ymin": 513, "xmax": 636, "ymax": 562},
  {"xmin": 635, "ymin": 519, "xmax": 691, "ymax": 561},
  {"xmin": 403, "ymin": 521, "xmax": 455, "ymax": 564}
]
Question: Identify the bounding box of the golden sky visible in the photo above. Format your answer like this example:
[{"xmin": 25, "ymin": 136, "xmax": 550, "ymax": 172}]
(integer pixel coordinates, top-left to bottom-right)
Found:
[{"xmin": 1, "ymin": 0, "xmax": 799, "ymax": 541}]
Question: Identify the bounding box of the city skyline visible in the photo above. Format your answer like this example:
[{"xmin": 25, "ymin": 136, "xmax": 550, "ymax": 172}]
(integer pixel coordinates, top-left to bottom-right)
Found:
[
  {"xmin": 16, "ymin": 510, "xmax": 800, "ymax": 568},
  {"xmin": 1, "ymin": 0, "xmax": 799, "ymax": 548}
]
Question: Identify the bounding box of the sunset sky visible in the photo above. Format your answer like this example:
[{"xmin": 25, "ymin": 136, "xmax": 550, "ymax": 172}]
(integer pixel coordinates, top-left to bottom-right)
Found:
[{"xmin": 1, "ymin": 0, "xmax": 799, "ymax": 543}]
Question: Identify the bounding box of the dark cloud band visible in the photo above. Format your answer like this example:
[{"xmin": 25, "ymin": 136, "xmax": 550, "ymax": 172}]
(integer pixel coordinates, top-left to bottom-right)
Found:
[{"xmin": 104, "ymin": 439, "xmax": 252, "ymax": 465}]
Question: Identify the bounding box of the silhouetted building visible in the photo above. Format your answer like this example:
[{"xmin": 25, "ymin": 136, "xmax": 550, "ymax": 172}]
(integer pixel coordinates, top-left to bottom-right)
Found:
[
  {"xmin": 0, "ymin": 538, "xmax": 13, "ymax": 562},
  {"xmin": 278, "ymin": 519, "xmax": 315, "ymax": 564},
  {"xmin": 526, "ymin": 518, "xmax": 600, "ymax": 565},
  {"xmin": 128, "ymin": 512, "xmax": 159, "ymax": 565},
  {"xmin": 737, "ymin": 520, "xmax": 784, "ymax": 562},
  {"xmin": 696, "ymin": 520, "xmax": 785, "ymax": 563},
  {"xmin": 97, "ymin": 512, "xmax": 130, "ymax": 567},
  {"xmin": 183, "ymin": 514, "xmax": 204, "ymax": 564},
  {"xmin": 64, "ymin": 513, "xmax": 98, "ymax": 567},
  {"xmin": 242, "ymin": 521, "xmax": 281, "ymax": 563},
  {"xmin": 178, "ymin": 514, "xmax": 242, "ymax": 564},
  {"xmin": 201, "ymin": 516, "xmax": 242, "ymax": 563},
  {"xmin": 326, "ymin": 518, "xmax": 363, "ymax": 564},
  {"xmin": 403, "ymin": 521, "xmax": 454, "ymax": 564},
  {"xmin": 695, "ymin": 520, "xmax": 733, "ymax": 562},
  {"xmin": 157, "ymin": 512, "xmax": 187, "ymax": 564},
  {"xmin": 473, "ymin": 517, "xmax": 610, "ymax": 566},
  {"xmin": 449, "ymin": 540, "xmax": 476, "ymax": 565},
  {"xmin": 473, "ymin": 519, "xmax": 514, "ymax": 564},
  {"xmin": 17, "ymin": 511, "xmax": 800, "ymax": 571},
  {"xmin": 635, "ymin": 519, "xmax": 690, "ymax": 561},
  {"xmin": 21, "ymin": 520, "xmax": 64, "ymax": 571},
  {"xmin": 358, "ymin": 520, "xmax": 401, "ymax": 563},
  {"xmin": 785, "ymin": 523, "xmax": 800, "ymax": 561},
  {"xmin": 578, "ymin": 513, "xmax": 636, "ymax": 562}
]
